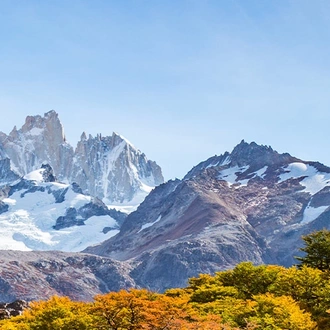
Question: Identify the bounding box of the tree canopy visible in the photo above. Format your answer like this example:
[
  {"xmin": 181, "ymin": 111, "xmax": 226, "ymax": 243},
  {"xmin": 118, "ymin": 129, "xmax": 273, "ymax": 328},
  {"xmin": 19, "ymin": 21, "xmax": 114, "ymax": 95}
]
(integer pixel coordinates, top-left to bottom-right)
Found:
[
  {"xmin": 296, "ymin": 229, "xmax": 330, "ymax": 271},
  {"xmin": 5, "ymin": 229, "xmax": 330, "ymax": 329}
]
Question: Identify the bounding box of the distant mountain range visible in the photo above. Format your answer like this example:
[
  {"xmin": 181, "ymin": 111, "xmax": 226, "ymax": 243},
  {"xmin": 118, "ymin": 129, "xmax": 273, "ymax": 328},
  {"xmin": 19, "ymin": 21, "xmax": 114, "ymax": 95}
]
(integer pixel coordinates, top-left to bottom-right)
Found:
[{"xmin": 0, "ymin": 112, "xmax": 330, "ymax": 301}]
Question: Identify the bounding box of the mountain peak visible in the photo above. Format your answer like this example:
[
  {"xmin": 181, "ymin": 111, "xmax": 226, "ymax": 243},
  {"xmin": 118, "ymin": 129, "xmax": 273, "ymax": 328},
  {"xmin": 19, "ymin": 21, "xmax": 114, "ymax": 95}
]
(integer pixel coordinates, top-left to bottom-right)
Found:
[
  {"xmin": 0, "ymin": 111, "xmax": 73, "ymax": 179},
  {"xmin": 23, "ymin": 164, "xmax": 56, "ymax": 183},
  {"xmin": 45, "ymin": 109, "xmax": 58, "ymax": 117},
  {"xmin": 229, "ymin": 140, "xmax": 277, "ymax": 168},
  {"xmin": 80, "ymin": 132, "xmax": 87, "ymax": 141},
  {"xmin": 22, "ymin": 110, "xmax": 60, "ymax": 130},
  {"xmin": 112, "ymin": 132, "xmax": 135, "ymax": 149},
  {"xmin": 0, "ymin": 111, "xmax": 164, "ymax": 205},
  {"xmin": 185, "ymin": 140, "xmax": 299, "ymax": 179}
]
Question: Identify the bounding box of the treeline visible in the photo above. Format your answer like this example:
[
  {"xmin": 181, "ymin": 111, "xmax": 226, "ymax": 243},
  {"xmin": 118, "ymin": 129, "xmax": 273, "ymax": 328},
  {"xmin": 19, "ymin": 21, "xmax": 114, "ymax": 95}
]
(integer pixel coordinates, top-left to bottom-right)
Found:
[
  {"xmin": 2, "ymin": 230, "xmax": 330, "ymax": 329},
  {"xmin": 1, "ymin": 263, "xmax": 327, "ymax": 329}
]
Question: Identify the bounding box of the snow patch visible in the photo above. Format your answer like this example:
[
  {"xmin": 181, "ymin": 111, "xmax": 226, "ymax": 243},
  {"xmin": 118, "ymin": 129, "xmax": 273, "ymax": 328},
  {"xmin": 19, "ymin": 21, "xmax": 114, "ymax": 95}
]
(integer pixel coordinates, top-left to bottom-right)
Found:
[
  {"xmin": 302, "ymin": 204, "xmax": 328, "ymax": 224},
  {"xmin": 138, "ymin": 215, "xmax": 162, "ymax": 233},
  {"xmin": 105, "ymin": 176, "xmax": 154, "ymax": 213},
  {"xmin": 2, "ymin": 198, "xmax": 16, "ymax": 206},
  {"xmin": 237, "ymin": 166, "xmax": 268, "ymax": 187},
  {"xmin": 28, "ymin": 127, "xmax": 44, "ymax": 136},
  {"xmin": 0, "ymin": 181, "xmax": 119, "ymax": 252},
  {"xmin": 279, "ymin": 162, "xmax": 330, "ymax": 195},
  {"xmin": 24, "ymin": 168, "xmax": 45, "ymax": 182},
  {"xmin": 206, "ymin": 156, "xmax": 231, "ymax": 169},
  {"xmin": 255, "ymin": 166, "xmax": 268, "ymax": 178},
  {"xmin": 218, "ymin": 166, "xmax": 249, "ymax": 187},
  {"xmin": 102, "ymin": 141, "xmax": 126, "ymax": 198},
  {"xmin": 114, "ymin": 132, "xmax": 135, "ymax": 149}
]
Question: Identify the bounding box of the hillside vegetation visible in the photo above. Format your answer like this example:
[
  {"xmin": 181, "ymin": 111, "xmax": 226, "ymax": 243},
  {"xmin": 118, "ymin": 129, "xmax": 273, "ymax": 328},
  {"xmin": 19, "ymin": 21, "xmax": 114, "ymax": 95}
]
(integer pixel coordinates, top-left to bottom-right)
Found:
[
  {"xmin": 2, "ymin": 230, "xmax": 330, "ymax": 329},
  {"xmin": 3, "ymin": 261, "xmax": 330, "ymax": 329}
]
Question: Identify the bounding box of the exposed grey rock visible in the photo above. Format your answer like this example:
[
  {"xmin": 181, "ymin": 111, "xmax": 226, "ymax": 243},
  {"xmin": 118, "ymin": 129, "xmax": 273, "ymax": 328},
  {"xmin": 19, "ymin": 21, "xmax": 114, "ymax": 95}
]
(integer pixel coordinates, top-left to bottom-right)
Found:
[
  {"xmin": 0, "ymin": 158, "xmax": 20, "ymax": 187},
  {"xmin": 0, "ymin": 202, "xmax": 9, "ymax": 215},
  {"xmin": 0, "ymin": 110, "xmax": 74, "ymax": 181},
  {"xmin": 0, "ymin": 300, "xmax": 28, "ymax": 319},
  {"xmin": 0, "ymin": 251, "xmax": 135, "ymax": 302},
  {"xmin": 54, "ymin": 208, "xmax": 84, "ymax": 230},
  {"xmin": 71, "ymin": 132, "xmax": 163, "ymax": 203},
  {"xmin": 40, "ymin": 164, "xmax": 56, "ymax": 182}
]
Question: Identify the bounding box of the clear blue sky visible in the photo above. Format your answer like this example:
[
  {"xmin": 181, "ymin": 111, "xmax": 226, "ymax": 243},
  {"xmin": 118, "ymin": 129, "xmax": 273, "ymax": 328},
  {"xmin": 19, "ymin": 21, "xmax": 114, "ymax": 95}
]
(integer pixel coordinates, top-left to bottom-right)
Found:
[{"xmin": 1, "ymin": 0, "xmax": 330, "ymax": 180}]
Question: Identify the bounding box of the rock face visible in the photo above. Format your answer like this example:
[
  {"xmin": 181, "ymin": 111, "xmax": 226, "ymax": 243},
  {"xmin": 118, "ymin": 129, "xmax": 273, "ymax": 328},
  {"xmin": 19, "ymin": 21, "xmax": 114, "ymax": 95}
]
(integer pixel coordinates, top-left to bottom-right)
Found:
[
  {"xmin": 0, "ymin": 111, "xmax": 74, "ymax": 180},
  {"xmin": 0, "ymin": 300, "xmax": 29, "ymax": 319},
  {"xmin": 87, "ymin": 140, "xmax": 330, "ymax": 291},
  {"xmin": 72, "ymin": 132, "xmax": 163, "ymax": 203},
  {"xmin": 0, "ymin": 251, "xmax": 135, "ymax": 302},
  {"xmin": 0, "ymin": 158, "xmax": 20, "ymax": 186},
  {"xmin": 0, "ymin": 111, "xmax": 164, "ymax": 204}
]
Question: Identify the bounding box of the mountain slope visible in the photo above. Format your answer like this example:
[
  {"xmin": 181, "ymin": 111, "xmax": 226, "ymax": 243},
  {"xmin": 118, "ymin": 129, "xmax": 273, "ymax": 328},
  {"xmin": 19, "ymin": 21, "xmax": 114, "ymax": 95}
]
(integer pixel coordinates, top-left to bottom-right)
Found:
[
  {"xmin": 0, "ymin": 165, "xmax": 125, "ymax": 251},
  {"xmin": 0, "ymin": 251, "xmax": 135, "ymax": 302},
  {"xmin": 86, "ymin": 140, "xmax": 330, "ymax": 291}
]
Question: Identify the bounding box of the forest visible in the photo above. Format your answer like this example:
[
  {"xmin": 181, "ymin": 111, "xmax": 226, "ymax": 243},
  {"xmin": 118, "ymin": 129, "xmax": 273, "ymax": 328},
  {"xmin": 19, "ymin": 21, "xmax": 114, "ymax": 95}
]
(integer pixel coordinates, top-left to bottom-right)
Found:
[{"xmin": 1, "ymin": 229, "xmax": 330, "ymax": 330}]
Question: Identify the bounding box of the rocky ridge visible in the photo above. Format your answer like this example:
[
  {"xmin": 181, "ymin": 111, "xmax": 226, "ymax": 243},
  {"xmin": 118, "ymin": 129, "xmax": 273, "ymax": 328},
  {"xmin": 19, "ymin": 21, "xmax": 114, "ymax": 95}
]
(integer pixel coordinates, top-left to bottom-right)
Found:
[
  {"xmin": 0, "ymin": 251, "xmax": 135, "ymax": 302},
  {"xmin": 86, "ymin": 140, "xmax": 330, "ymax": 291},
  {"xmin": 0, "ymin": 111, "xmax": 164, "ymax": 204}
]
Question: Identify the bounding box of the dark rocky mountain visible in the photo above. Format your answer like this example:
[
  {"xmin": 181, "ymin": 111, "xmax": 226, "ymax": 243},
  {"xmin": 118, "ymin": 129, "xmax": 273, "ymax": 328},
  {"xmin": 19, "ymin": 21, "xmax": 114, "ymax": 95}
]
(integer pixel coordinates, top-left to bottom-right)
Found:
[
  {"xmin": 0, "ymin": 251, "xmax": 135, "ymax": 302},
  {"xmin": 0, "ymin": 111, "xmax": 164, "ymax": 204},
  {"xmin": 86, "ymin": 140, "xmax": 330, "ymax": 291}
]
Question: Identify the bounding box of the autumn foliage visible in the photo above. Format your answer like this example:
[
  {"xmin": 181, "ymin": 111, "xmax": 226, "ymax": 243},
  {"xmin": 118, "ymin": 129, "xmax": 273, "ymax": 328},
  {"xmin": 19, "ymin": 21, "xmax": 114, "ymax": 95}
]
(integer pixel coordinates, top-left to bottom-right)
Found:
[{"xmin": 4, "ymin": 261, "xmax": 330, "ymax": 329}]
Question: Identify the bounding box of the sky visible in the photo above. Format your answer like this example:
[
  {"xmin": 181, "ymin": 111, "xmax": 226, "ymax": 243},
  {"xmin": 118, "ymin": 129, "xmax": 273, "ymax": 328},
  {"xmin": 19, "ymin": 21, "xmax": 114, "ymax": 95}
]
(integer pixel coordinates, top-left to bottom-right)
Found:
[{"xmin": 1, "ymin": 0, "xmax": 330, "ymax": 180}]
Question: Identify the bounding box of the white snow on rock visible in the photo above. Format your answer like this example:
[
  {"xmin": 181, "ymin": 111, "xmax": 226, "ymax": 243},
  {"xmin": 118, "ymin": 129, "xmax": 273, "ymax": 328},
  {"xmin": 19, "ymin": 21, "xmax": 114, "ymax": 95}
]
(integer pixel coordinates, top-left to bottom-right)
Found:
[
  {"xmin": 237, "ymin": 166, "xmax": 268, "ymax": 186},
  {"xmin": 218, "ymin": 166, "xmax": 249, "ymax": 186},
  {"xmin": 279, "ymin": 162, "xmax": 330, "ymax": 195},
  {"xmin": 28, "ymin": 127, "xmax": 44, "ymax": 136},
  {"xmin": 218, "ymin": 166, "xmax": 267, "ymax": 187},
  {"xmin": 302, "ymin": 204, "xmax": 329, "ymax": 224},
  {"xmin": 138, "ymin": 215, "xmax": 162, "ymax": 233},
  {"xmin": 0, "ymin": 180, "xmax": 119, "ymax": 252},
  {"xmin": 206, "ymin": 156, "xmax": 231, "ymax": 169},
  {"xmin": 254, "ymin": 166, "xmax": 268, "ymax": 178},
  {"xmin": 23, "ymin": 168, "xmax": 46, "ymax": 181}
]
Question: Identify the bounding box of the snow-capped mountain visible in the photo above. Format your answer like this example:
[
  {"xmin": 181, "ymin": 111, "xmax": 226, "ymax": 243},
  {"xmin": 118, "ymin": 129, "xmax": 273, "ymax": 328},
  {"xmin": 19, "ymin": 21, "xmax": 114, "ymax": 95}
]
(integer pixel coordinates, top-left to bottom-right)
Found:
[
  {"xmin": 86, "ymin": 140, "xmax": 330, "ymax": 291},
  {"xmin": 0, "ymin": 164, "xmax": 125, "ymax": 252},
  {"xmin": 1, "ymin": 139, "xmax": 330, "ymax": 298},
  {"xmin": 72, "ymin": 131, "xmax": 163, "ymax": 205},
  {"xmin": 0, "ymin": 111, "xmax": 164, "ymax": 205},
  {"xmin": 0, "ymin": 111, "xmax": 74, "ymax": 180}
]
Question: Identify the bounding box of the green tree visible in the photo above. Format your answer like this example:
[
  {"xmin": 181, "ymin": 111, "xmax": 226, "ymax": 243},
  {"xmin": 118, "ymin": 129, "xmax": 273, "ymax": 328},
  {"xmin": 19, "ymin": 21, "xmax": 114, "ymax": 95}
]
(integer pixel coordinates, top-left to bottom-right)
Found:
[
  {"xmin": 296, "ymin": 229, "xmax": 330, "ymax": 271},
  {"xmin": 216, "ymin": 262, "xmax": 284, "ymax": 299}
]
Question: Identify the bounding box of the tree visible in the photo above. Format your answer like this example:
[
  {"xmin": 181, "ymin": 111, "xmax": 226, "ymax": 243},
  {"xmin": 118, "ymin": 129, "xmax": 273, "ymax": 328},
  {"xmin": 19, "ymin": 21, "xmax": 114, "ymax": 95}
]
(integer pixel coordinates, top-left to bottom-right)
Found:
[
  {"xmin": 296, "ymin": 229, "xmax": 330, "ymax": 271},
  {"xmin": 0, "ymin": 296, "xmax": 92, "ymax": 330}
]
